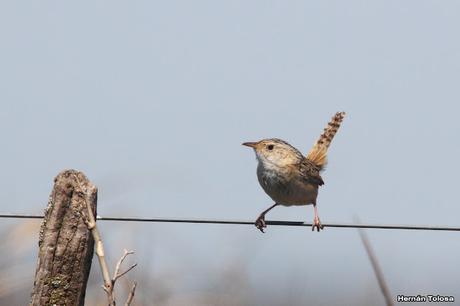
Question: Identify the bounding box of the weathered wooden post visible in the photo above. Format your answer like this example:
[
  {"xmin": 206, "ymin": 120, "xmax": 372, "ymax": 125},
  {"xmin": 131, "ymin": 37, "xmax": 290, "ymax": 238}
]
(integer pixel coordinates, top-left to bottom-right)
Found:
[{"xmin": 30, "ymin": 170, "xmax": 97, "ymax": 306}]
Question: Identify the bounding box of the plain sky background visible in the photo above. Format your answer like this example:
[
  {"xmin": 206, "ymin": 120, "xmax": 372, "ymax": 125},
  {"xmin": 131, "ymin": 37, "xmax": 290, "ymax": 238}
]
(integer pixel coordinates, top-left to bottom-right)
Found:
[{"xmin": 1, "ymin": 1, "xmax": 460, "ymax": 305}]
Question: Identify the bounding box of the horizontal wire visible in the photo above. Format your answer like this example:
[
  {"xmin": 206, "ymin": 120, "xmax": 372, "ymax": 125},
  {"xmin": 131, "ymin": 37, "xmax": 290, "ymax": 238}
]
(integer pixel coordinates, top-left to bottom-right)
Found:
[{"xmin": 0, "ymin": 213, "xmax": 459, "ymax": 231}]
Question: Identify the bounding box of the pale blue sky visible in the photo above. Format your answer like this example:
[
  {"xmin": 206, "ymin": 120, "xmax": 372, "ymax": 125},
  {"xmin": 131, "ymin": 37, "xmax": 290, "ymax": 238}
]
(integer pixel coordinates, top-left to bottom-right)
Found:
[{"xmin": 1, "ymin": 1, "xmax": 459, "ymax": 305}]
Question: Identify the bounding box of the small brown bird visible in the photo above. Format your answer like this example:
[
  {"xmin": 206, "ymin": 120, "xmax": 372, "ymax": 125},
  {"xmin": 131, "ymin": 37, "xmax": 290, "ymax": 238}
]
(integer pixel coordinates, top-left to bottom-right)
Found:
[{"xmin": 243, "ymin": 112, "xmax": 345, "ymax": 232}]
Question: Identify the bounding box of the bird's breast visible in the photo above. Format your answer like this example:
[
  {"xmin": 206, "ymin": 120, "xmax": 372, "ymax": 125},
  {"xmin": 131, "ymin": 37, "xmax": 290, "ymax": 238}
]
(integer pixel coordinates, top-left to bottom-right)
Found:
[{"xmin": 256, "ymin": 163, "xmax": 318, "ymax": 206}]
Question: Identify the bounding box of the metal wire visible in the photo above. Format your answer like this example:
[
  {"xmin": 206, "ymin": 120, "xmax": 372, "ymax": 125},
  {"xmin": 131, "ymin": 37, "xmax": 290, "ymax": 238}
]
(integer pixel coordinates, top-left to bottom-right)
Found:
[{"xmin": 0, "ymin": 213, "xmax": 459, "ymax": 231}]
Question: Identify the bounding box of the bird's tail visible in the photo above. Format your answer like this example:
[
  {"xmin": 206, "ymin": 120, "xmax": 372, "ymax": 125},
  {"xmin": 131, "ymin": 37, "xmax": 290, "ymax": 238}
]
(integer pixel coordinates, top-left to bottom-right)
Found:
[{"xmin": 306, "ymin": 111, "xmax": 346, "ymax": 170}]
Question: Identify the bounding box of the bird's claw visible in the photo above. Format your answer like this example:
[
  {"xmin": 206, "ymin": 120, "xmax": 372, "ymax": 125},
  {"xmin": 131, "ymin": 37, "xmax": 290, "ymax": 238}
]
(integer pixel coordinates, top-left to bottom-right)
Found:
[
  {"xmin": 255, "ymin": 215, "xmax": 267, "ymax": 233},
  {"xmin": 312, "ymin": 217, "xmax": 324, "ymax": 232}
]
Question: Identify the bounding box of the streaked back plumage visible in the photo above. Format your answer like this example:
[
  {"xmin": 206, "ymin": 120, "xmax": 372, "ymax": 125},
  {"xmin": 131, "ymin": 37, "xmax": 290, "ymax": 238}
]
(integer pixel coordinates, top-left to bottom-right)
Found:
[{"xmin": 306, "ymin": 111, "xmax": 345, "ymax": 170}]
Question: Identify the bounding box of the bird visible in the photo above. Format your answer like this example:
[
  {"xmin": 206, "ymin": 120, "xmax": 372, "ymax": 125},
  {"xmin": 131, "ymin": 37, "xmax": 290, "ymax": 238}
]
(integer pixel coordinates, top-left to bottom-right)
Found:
[{"xmin": 243, "ymin": 111, "xmax": 345, "ymax": 232}]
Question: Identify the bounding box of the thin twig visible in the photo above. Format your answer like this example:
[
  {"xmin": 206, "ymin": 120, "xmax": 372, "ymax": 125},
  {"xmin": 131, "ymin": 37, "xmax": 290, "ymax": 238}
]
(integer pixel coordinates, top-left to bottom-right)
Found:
[
  {"xmin": 124, "ymin": 281, "xmax": 137, "ymax": 306},
  {"xmin": 113, "ymin": 249, "xmax": 137, "ymax": 283},
  {"xmin": 113, "ymin": 250, "xmax": 133, "ymax": 280},
  {"xmin": 115, "ymin": 264, "xmax": 138, "ymax": 283}
]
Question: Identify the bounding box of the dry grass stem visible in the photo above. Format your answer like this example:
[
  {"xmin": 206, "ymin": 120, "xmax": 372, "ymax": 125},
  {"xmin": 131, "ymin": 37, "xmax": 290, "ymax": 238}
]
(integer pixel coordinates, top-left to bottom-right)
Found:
[
  {"xmin": 74, "ymin": 174, "xmax": 137, "ymax": 306},
  {"xmin": 355, "ymin": 217, "xmax": 393, "ymax": 306}
]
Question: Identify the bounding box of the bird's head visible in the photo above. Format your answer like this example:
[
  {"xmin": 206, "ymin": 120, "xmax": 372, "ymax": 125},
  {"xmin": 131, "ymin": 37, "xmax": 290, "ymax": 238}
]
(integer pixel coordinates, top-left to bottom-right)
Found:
[{"xmin": 242, "ymin": 138, "xmax": 303, "ymax": 168}]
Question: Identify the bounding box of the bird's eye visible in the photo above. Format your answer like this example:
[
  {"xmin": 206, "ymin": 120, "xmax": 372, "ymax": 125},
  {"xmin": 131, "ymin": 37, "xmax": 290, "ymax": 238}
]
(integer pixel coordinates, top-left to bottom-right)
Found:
[{"xmin": 267, "ymin": 144, "xmax": 274, "ymax": 150}]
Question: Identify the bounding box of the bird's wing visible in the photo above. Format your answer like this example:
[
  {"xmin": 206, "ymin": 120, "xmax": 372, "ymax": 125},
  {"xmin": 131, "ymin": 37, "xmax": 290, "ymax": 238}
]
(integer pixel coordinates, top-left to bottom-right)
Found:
[{"xmin": 298, "ymin": 158, "xmax": 324, "ymax": 186}]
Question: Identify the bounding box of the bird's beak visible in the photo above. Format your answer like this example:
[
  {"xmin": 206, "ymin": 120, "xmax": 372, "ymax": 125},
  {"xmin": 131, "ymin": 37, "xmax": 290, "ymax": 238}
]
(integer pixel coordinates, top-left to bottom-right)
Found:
[{"xmin": 242, "ymin": 142, "xmax": 258, "ymax": 148}]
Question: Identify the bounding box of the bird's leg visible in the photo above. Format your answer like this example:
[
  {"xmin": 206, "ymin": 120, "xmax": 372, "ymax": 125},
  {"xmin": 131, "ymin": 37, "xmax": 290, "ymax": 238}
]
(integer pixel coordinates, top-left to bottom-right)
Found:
[
  {"xmin": 255, "ymin": 203, "xmax": 279, "ymax": 233},
  {"xmin": 312, "ymin": 204, "xmax": 324, "ymax": 232}
]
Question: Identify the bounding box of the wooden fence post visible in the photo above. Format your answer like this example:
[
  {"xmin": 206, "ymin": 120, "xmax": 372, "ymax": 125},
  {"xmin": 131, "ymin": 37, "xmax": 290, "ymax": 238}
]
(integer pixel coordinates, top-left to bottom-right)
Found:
[{"xmin": 30, "ymin": 170, "xmax": 97, "ymax": 306}]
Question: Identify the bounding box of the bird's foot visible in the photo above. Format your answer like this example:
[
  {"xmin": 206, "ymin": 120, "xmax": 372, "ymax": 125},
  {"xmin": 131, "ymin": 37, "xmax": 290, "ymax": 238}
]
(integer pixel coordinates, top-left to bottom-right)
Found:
[
  {"xmin": 255, "ymin": 215, "xmax": 267, "ymax": 233},
  {"xmin": 312, "ymin": 216, "xmax": 324, "ymax": 232}
]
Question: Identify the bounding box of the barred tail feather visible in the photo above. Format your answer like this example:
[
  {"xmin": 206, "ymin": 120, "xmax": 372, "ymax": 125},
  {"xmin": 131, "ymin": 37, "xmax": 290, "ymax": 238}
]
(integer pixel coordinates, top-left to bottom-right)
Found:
[{"xmin": 306, "ymin": 111, "xmax": 345, "ymax": 169}]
